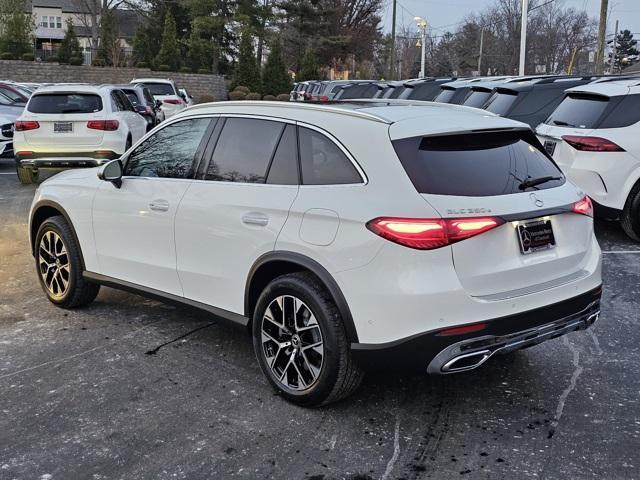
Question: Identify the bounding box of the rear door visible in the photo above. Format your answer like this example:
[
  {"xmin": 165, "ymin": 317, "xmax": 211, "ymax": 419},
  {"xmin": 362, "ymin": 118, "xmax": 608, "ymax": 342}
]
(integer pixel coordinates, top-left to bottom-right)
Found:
[
  {"xmin": 175, "ymin": 116, "xmax": 299, "ymax": 314},
  {"xmin": 23, "ymin": 92, "xmax": 105, "ymax": 146},
  {"xmin": 392, "ymin": 129, "xmax": 591, "ymax": 299}
]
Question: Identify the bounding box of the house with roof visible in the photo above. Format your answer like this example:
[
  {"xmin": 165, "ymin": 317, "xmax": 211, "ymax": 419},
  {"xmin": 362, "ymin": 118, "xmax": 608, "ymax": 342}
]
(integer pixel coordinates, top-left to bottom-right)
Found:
[{"xmin": 26, "ymin": 0, "xmax": 140, "ymax": 64}]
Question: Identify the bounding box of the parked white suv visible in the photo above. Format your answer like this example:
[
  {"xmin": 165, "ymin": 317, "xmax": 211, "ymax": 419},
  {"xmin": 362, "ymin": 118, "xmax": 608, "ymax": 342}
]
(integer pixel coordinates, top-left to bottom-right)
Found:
[
  {"xmin": 131, "ymin": 78, "xmax": 186, "ymax": 119},
  {"xmin": 536, "ymin": 78, "xmax": 640, "ymax": 240},
  {"xmin": 0, "ymin": 115, "xmax": 14, "ymax": 157},
  {"xmin": 29, "ymin": 100, "xmax": 602, "ymax": 406},
  {"xmin": 13, "ymin": 84, "xmax": 147, "ymax": 184}
]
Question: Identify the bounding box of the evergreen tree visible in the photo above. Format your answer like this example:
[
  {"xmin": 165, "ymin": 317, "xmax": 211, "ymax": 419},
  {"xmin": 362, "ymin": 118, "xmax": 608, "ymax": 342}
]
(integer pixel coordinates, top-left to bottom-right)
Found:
[
  {"xmin": 132, "ymin": 28, "xmax": 155, "ymax": 66},
  {"xmin": 96, "ymin": 9, "xmax": 120, "ymax": 66},
  {"xmin": 187, "ymin": 17, "xmax": 214, "ymax": 72},
  {"xmin": 297, "ymin": 47, "xmax": 319, "ymax": 81},
  {"xmin": 155, "ymin": 12, "xmax": 179, "ymax": 70},
  {"xmin": 58, "ymin": 19, "xmax": 82, "ymax": 63},
  {"xmin": 262, "ymin": 36, "xmax": 291, "ymax": 96},
  {"xmin": 611, "ymin": 29, "xmax": 639, "ymax": 71},
  {"xmin": 232, "ymin": 27, "xmax": 261, "ymax": 91},
  {"xmin": 0, "ymin": 0, "xmax": 33, "ymax": 57}
]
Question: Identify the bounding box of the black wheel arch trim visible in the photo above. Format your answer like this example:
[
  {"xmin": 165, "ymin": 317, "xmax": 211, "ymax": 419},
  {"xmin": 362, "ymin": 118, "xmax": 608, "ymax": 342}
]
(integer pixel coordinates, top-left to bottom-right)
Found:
[
  {"xmin": 30, "ymin": 199, "xmax": 86, "ymax": 270},
  {"xmin": 245, "ymin": 251, "xmax": 360, "ymax": 343}
]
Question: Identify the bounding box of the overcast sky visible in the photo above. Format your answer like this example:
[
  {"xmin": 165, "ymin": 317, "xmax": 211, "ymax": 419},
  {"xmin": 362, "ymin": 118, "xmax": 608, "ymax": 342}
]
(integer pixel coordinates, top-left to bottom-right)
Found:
[{"xmin": 382, "ymin": 0, "xmax": 640, "ymax": 45}]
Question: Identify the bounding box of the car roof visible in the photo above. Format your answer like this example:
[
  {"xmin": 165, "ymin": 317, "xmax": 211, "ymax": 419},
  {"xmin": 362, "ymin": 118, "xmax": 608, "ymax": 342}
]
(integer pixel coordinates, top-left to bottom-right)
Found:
[
  {"xmin": 131, "ymin": 78, "xmax": 174, "ymax": 84},
  {"xmin": 30, "ymin": 84, "xmax": 108, "ymax": 94},
  {"xmin": 181, "ymin": 99, "xmax": 524, "ymax": 139},
  {"xmin": 565, "ymin": 77, "xmax": 640, "ymax": 97}
]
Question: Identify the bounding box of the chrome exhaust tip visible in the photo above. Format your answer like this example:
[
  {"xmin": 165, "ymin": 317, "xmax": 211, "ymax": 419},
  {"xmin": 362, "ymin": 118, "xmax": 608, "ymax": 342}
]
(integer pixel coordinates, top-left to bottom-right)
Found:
[{"xmin": 441, "ymin": 350, "xmax": 492, "ymax": 373}]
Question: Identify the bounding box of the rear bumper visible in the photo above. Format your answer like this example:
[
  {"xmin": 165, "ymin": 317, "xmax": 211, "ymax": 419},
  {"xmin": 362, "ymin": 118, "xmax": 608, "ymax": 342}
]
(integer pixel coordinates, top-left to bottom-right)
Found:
[
  {"xmin": 351, "ymin": 285, "xmax": 602, "ymax": 373},
  {"xmin": 16, "ymin": 151, "xmax": 118, "ymax": 169}
]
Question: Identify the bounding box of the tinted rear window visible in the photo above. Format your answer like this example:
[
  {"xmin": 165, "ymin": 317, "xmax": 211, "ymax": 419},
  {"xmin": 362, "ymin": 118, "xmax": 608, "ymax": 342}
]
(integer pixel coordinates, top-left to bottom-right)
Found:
[
  {"xmin": 434, "ymin": 88, "xmax": 456, "ymax": 103},
  {"xmin": 393, "ymin": 130, "xmax": 564, "ymax": 196},
  {"xmin": 463, "ymin": 90, "xmax": 492, "ymax": 108},
  {"xmin": 27, "ymin": 93, "xmax": 103, "ymax": 113},
  {"xmin": 388, "ymin": 86, "xmax": 406, "ymax": 99},
  {"xmin": 484, "ymin": 91, "xmax": 519, "ymax": 114},
  {"xmin": 544, "ymin": 94, "xmax": 609, "ymax": 129},
  {"xmin": 144, "ymin": 83, "xmax": 175, "ymax": 96}
]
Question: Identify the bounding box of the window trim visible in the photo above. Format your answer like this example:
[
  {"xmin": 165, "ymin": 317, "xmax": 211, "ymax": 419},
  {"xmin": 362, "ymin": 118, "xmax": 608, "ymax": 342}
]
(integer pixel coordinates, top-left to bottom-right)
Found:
[{"xmin": 121, "ymin": 114, "xmax": 216, "ymax": 180}]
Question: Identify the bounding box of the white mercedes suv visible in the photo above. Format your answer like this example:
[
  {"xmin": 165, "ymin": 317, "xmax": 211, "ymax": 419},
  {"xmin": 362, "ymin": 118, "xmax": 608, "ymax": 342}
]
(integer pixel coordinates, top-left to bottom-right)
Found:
[{"xmin": 29, "ymin": 100, "xmax": 602, "ymax": 406}]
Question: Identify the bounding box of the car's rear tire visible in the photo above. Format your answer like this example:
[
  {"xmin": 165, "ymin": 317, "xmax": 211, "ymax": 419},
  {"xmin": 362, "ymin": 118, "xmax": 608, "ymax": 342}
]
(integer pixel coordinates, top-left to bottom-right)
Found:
[
  {"xmin": 621, "ymin": 183, "xmax": 640, "ymax": 241},
  {"xmin": 252, "ymin": 272, "xmax": 364, "ymax": 407},
  {"xmin": 16, "ymin": 165, "xmax": 38, "ymax": 185},
  {"xmin": 35, "ymin": 216, "xmax": 100, "ymax": 308}
]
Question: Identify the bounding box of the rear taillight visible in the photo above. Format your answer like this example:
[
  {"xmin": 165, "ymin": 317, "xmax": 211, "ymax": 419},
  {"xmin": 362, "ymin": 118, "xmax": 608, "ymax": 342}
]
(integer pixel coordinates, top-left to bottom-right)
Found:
[
  {"xmin": 366, "ymin": 217, "xmax": 505, "ymax": 250},
  {"xmin": 437, "ymin": 323, "xmax": 487, "ymax": 337},
  {"xmin": 572, "ymin": 196, "xmax": 593, "ymax": 217},
  {"xmin": 15, "ymin": 120, "xmax": 39, "ymax": 131},
  {"xmin": 319, "ymin": 95, "xmax": 329, "ymax": 102},
  {"xmin": 87, "ymin": 120, "xmax": 119, "ymax": 131},
  {"xmin": 562, "ymin": 135, "xmax": 625, "ymax": 152},
  {"xmin": 163, "ymin": 99, "xmax": 182, "ymax": 105}
]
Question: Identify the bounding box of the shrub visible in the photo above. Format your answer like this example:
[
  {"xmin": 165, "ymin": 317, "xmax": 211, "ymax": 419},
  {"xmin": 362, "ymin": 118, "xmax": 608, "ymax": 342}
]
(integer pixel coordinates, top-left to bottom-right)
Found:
[
  {"xmin": 263, "ymin": 94, "xmax": 276, "ymax": 101},
  {"xmin": 180, "ymin": 66, "xmax": 192, "ymax": 73},
  {"xmin": 197, "ymin": 94, "xmax": 216, "ymax": 104},
  {"xmin": 276, "ymin": 94, "xmax": 290, "ymax": 102},
  {"xmin": 92, "ymin": 58, "xmax": 105, "ymax": 67},
  {"xmin": 197, "ymin": 68, "xmax": 211, "ymax": 74},
  {"xmin": 46, "ymin": 55, "xmax": 59, "ymax": 63},
  {"xmin": 0, "ymin": 52, "xmax": 16, "ymax": 60},
  {"xmin": 228, "ymin": 90, "xmax": 247, "ymax": 101},
  {"xmin": 136, "ymin": 61, "xmax": 149, "ymax": 68},
  {"xmin": 157, "ymin": 64, "xmax": 171, "ymax": 71},
  {"xmin": 69, "ymin": 56, "xmax": 83, "ymax": 65},
  {"xmin": 233, "ymin": 85, "xmax": 250, "ymax": 94},
  {"xmin": 246, "ymin": 92, "xmax": 261, "ymax": 100},
  {"xmin": 21, "ymin": 53, "xmax": 34, "ymax": 61}
]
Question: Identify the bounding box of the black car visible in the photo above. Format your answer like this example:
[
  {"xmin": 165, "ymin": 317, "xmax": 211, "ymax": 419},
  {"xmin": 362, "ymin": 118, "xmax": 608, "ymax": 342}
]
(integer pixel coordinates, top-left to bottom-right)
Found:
[
  {"xmin": 114, "ymin": 83, "xmax": 162, "ymax": 131},
  {"xmin": 333, "ymin": 81, "xmax": 381, "ymax": 100},
  {"xmin": 482, "ymin": 76, "xmax": 602, "ymax": 127}
]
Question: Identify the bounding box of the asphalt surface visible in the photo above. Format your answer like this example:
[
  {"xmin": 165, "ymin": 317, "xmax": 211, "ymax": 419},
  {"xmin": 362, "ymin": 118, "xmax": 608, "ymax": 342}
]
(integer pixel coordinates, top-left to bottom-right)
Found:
[{"xmin": 1, "ymin": 158, "xmax": 639, "ymax": 480}]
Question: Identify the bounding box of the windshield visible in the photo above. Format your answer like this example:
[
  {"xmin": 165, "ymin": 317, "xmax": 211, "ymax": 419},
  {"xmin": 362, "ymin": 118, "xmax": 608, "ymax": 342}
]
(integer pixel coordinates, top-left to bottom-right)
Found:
[
  {"xmin": 484, "ymin": 91, "xmax": 519, "ymax": 114},
  {"xmin": 27, "ymin": 93, "xmax": 103, "ymax": 114},
  {"xmin": 463, "ymin": 90, "xmax": 492, "ymax": 108},
  {"xmin": 143, "ymin": 83, "xmax": 176, "ymax": 96}
]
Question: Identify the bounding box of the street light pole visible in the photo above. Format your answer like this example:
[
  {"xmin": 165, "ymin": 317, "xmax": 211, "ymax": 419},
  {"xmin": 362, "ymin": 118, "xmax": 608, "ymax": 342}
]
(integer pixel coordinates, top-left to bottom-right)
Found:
[
  {"xmin": 415, "ymin": 17, "xmax": 428, "ymax": 78},
  {"xmin": 519, "ymin": 0, "xmax": 529, "ymax": 75}
]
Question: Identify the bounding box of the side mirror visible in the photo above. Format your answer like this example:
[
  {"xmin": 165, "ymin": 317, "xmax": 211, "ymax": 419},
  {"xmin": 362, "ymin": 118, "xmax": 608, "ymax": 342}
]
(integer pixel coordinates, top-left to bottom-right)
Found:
[
  {"xmin": 97, "ymin": 159, "xmax": 123, "ymax": 188},
  {"xmin": 155, "ymin": 99, "xmax": 162, "ymax": 109}
]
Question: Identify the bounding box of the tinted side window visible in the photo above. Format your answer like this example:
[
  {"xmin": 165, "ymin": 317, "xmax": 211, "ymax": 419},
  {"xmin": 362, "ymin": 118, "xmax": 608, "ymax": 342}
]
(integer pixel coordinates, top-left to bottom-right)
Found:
[
  {"xmin": 118, "ymin": 90, "xmax": 135, "ymax": 111},
  {"xmin": 393, "ymin": 131, "xmax": 564, "ymax": 197},
  {"xmin": 266, "ymin": 125, "xmax": 298, "ymax": 185},
  {"xmin": 206, "ymin": 118, "xmax": 284, "ymax": 183},
  {"xmin": 299, "ymin": 127, "xmax": 362, "ymax": 185},
  {"xmin": 125, "ymin": 118, "xmax": 211, "ymax": 178}
]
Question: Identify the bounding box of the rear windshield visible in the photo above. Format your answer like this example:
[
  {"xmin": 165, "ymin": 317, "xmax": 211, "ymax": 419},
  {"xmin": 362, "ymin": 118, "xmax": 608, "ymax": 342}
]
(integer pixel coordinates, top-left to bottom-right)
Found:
[
  {"xmin": 393, "ymin": 130, "xmax": 564, "ymax": 197},
  {"xmin": 388, "ymin": 86, "xmax": 405, "ymax": 99},
  {"xmin": 27, "ymin": 93, "xmax": 103, "ymax": 114},
  {"xmin": 143, "ymin": 83, "xmax": 175, "ymax": 96},
  {"xmin": 434, "ymin": 88, "xmax": 456, "ymax": 103},
  {"xmin": 463, "ymin": 90, "xmax": 492, "ymax": 108},
  {"xmin": 121, "ymin": 90, "xmax": 140, "ymax": 105},
  {"xmin": 484, "ymin": 90, "xmax": 519, "ymax": 114},
  {"xmin": 544, "ymin": 94, "xmax": 610, "ymax": 129}
]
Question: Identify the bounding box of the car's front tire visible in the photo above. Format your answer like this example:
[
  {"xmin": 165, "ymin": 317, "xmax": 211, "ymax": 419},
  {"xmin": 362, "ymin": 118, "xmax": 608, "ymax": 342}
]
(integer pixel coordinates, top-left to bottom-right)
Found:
[
  {"xmin": 252, "ymin": 272, "xmax": 364, "ymax": 407},
  {"xmin": 35, "ymin": 216, "xmax": 100, "ymax": 308},
  {"xmin": 621, "ymin": 182, "xmax": 640, "ymax": 241},
  {"xmin": 16, "ymin": 165, "xmax": 38, "ymax": 185}
]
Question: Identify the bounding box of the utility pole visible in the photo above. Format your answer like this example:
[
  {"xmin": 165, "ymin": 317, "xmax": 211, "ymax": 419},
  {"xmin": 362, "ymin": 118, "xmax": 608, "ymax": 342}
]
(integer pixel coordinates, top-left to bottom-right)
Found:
[
  {"xmin": 415, "ymin": 17, "xmax": 428, "ymax": 78},
  {"xmin": 596, "ymin": 0, "xmax": 609, "ymax": 74},
  {"xmin": 477, "ymin": 27, "xmax": 485, "ymax": 75},
  {"xmin": 389, "ymin": 0, "xmax": 397, "ymax": 79},
  {"xmin": 518, "ymin": 0, "xmax": 529, "ymax": 75},
  {"xmin": 610, "ymin": 19, "xmax": 619, "ymax": 73}
]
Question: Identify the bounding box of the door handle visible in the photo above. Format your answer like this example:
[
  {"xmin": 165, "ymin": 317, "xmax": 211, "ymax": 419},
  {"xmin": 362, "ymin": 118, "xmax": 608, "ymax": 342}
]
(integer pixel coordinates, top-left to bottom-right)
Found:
[
  {"xmin": 149, "ymin": 200, "xmax": 169, "ymax": 212},
  {"xmin": 242, "ymin": 213, "xmax": 269, "ymax": 226}
]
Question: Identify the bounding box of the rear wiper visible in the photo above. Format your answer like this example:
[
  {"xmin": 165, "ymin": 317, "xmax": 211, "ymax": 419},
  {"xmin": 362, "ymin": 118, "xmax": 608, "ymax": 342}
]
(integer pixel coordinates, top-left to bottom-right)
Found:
[
  {"xmin": 519, "ymin": 175, "xmax": 562, "ymax": 190},
  {"xmin": 552, "ymin": 120, "xmax": 576, "ymax": 127}
]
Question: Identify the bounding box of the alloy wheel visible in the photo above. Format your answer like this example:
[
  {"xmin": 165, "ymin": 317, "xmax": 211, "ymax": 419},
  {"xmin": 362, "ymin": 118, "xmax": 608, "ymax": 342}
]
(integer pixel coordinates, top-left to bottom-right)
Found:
[
  {"xmin": 261, "ymin": 295, "xmax": 324, "ymax": 391},
  {"xmin": 38, "ymin": 230, "xmax": 70, "ymax": 299}
]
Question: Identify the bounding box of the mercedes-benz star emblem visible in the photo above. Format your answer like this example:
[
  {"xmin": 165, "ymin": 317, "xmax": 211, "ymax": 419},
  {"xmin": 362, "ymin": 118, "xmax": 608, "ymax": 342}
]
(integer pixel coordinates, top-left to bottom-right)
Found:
[
  {"xmin": 521, "ymin": 229, "xmax": 532, "ymax": 247},
  {"xmin": 530, "ymin": 193, "xmax": 544, "ymax": 208}
]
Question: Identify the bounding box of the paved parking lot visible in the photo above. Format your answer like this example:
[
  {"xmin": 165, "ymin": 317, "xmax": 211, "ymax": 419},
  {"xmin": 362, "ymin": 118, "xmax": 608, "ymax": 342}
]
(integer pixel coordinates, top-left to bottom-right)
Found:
[{"xmin": 1, "ymin": 158, "xmax": 639, "ymax": 480}]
